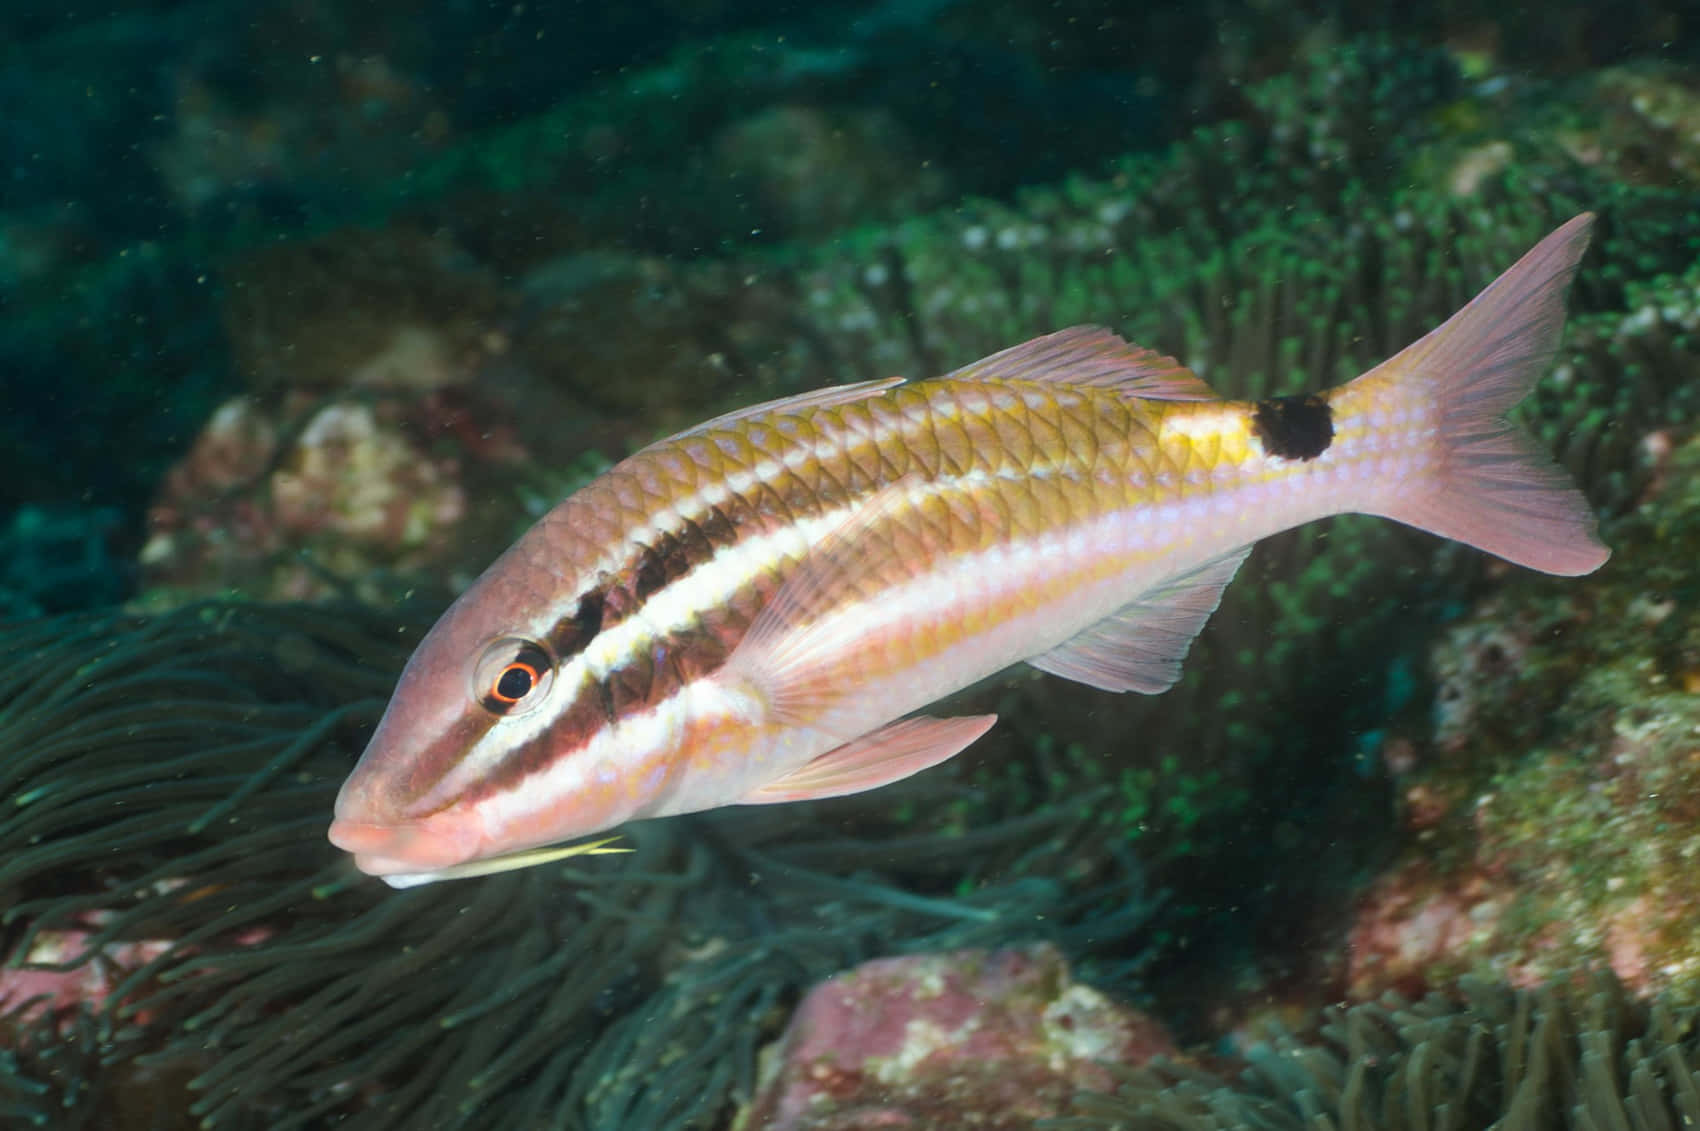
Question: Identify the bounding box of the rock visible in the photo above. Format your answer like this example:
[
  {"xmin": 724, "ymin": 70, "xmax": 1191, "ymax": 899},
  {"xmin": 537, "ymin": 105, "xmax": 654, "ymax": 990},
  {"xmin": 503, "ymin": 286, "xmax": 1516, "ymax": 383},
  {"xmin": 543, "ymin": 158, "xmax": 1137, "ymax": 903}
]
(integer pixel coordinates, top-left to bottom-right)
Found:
[
  {"xmin": 738, "ymin": 943, "xmax": 1173, "ymax": 1131},
  {"xmin": 138, "ymin": 387, "xmax": 526, "ymax": 604}
]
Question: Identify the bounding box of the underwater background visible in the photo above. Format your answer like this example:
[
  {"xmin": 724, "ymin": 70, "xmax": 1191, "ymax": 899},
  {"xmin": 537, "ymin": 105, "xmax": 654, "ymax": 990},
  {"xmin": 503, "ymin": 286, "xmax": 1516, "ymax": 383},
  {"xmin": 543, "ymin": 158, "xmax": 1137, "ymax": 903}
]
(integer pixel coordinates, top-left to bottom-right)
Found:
[{"xmin": 4, "ymin": 1, "xmax": 1700, "ymax": 1127}]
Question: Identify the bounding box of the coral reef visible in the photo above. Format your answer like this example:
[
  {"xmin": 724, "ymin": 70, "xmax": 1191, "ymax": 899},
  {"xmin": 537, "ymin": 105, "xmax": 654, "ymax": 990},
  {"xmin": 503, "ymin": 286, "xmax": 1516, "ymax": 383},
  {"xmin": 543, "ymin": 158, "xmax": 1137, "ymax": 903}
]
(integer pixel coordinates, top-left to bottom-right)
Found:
[
  {"xmin": 3, "ymin": 0, "xmax": 1169, "ymax": 590},
  {"xmin": 1530, "ymin": 258, "xmax": 1700, "ymax": 512},
  {"xmin": 1344, "ymin": 427, "xmax": 1700, "ymax": 1005},
  {"xmin": 130, "ymin": 39, "xmax": 1700, "ymax": 1024},
  {"xmin": 739, "ymin": 943, "xmax": 1172, "ymax": 1130},
  {"xmin": 8, "ymin": 15, "xmax": 1700, "ymax": 1127},
  {"xmin": 507, "ymin": 250, "xmax": 804, "ymax": 432},
  {"xmin": 1056, "ymin": 973, "xmax": 1700, "ymax": 1130},
  {"xmin": 708, "ymin": 105, "xmax": 955, "ymax": 241},
  {"xmin": 138, "ymin": 229, "xmax": 815, "ymax": 601},
  {"xmin": 136, "ymin": 387, "xmax": 527, "ymax": 604},
  {"xmin": 12, "ymin": 0, "xmax": 1699, "ymax": 599},
  {"xmin": 219, "ymin": 226, "xmax": 516, "ymax": 398},
  {"xmin": 1546, "ymin": 64, "xmax": 1700, "ymax": 188}
]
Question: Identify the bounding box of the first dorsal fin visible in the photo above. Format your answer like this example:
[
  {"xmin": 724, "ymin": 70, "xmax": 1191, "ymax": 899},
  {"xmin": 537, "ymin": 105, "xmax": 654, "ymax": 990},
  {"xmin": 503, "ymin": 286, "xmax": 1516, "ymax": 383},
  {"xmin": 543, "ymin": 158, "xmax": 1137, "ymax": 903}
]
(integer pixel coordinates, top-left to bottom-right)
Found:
[
  {"xmin": 638, "ymin": 376, "xmax": 907, "ymax": 454},
  {"xmin": 947, "ymin": 326, "xmax": 1218, "ymax": 402}
]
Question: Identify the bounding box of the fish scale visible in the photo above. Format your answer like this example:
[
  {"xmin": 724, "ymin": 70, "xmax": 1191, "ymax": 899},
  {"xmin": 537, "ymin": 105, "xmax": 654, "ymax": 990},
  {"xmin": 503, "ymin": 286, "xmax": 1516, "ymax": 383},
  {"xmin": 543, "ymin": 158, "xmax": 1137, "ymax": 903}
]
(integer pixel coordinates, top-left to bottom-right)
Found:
[{"xmin": 329, "ymin": 215, "xmax": 1611, "ymax": 887}]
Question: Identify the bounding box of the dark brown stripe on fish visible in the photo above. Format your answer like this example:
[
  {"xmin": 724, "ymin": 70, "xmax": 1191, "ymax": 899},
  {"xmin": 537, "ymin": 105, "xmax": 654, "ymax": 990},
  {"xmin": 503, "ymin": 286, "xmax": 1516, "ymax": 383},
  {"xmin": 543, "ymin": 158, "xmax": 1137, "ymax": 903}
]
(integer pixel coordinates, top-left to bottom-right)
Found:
[
  {"xmin": 474, "ymin": 480, "xmax": 905, "ymax": 805},
  {"xmin": 594, "ymin": 675, "xmax": 617, "ymax": 723},
  {"xmin": 632, "ymin": 525, "xmax": 704, "ymax": 603},
  {"xmin": 471, "ymin": 632, "xmax": 707, "ymax": 799},
  {"xmin": 483, "ymin": 503, "xmax": 770, "ymax": 799},
  {"xmin": 475, "ymin": 677, "xmax": 611, "ymax": 798},
  {"xmin": 634, "ymin": 543, "xmax": 669, "ymax": 602},
  {"xmin": 471, "ymin": 585, "xmax": 766, "ymax": 801},
  {"xmin": 545, "ymin": 591, "xmax": 606, "ymax": 665},
  {"xmin": 470, "ymin": 470, "xmax": 860, "ymax": 801},
  {"xmin": 1253, "ymin": 394, "xmax": 1333, "ymax": 461},
  {"xmin": 593, "ymin": 506, "xmax": 748, "ymax": 631},
  {"xmin": 609, "ymin": 650, "xmax": 662, "ymax": 716},
  {"xmin": 398, "ymin": 710, "xmax": 501, "ymax": 812}
]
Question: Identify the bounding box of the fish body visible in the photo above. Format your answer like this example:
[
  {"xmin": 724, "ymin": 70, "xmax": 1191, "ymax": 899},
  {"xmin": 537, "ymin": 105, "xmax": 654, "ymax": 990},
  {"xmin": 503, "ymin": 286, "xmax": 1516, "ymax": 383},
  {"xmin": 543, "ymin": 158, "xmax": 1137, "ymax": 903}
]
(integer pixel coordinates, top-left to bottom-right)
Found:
[{"xmin": 330, "ymin": 215, "xmax": 1609, "ymax": 887}]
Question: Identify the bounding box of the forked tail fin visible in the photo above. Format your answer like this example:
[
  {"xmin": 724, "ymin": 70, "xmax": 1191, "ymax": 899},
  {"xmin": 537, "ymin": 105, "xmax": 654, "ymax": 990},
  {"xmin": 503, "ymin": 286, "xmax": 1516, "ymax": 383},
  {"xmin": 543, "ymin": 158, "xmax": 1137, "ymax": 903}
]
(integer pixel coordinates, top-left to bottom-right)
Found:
[{"xmin": 1365, "ymin": 213, "xmax": 1609, "ymax": 576}]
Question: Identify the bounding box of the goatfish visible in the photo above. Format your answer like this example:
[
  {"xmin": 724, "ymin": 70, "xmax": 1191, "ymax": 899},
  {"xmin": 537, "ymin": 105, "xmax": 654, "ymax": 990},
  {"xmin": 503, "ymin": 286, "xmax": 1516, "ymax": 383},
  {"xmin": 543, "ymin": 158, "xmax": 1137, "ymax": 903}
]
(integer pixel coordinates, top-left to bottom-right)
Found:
[{"xmin": 329, "ymin": 214, "xmax": 1609, "ymax": 888}]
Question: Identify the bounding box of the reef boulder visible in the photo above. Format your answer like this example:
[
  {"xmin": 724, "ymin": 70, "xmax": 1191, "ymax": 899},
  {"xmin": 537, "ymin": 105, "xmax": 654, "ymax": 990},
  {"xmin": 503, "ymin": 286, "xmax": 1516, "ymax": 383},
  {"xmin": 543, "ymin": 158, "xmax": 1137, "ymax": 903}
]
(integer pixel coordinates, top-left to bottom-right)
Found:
[{"xmin": 739, "ymin": 943, "xmax": 1172, "ymax": 1131}]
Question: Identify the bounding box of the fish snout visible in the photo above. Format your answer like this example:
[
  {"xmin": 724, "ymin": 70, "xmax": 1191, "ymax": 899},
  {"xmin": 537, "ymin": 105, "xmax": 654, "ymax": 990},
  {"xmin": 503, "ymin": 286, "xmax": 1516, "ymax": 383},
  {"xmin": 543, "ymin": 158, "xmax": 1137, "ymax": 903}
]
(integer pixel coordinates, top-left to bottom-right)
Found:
[{"xmin": 327, "ymin": 806, "xmax": 488, "ymax": 879}]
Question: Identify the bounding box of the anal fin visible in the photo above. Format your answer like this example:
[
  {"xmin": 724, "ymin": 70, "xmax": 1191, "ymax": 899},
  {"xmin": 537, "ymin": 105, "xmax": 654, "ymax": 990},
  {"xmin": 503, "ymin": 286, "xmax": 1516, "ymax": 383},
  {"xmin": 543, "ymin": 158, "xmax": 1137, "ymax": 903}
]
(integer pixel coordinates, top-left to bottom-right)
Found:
[
  {"xmin": 1027, "ymin": 546, "xmax": 1251, "ymax": 693},
  {"xmin": 739, "ymin": 714, "xmax": 997, "ymax": 804}
]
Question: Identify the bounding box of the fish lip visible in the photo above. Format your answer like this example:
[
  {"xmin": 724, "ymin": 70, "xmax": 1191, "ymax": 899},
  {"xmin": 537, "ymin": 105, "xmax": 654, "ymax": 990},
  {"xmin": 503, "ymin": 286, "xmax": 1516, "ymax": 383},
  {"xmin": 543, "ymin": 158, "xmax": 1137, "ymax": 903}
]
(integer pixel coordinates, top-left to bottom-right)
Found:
[{"xmin": 327, "ymin": 811, "xmax": 488, "ymax": 878}]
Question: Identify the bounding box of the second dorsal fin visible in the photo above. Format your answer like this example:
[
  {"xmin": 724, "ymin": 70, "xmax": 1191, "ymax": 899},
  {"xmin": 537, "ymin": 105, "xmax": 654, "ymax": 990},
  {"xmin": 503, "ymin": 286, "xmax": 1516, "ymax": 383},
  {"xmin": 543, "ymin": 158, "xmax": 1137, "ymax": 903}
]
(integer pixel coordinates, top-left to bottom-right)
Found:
[{"xmin": 947, "ymin": 326, "xmax": 1217, "ymax": 402}]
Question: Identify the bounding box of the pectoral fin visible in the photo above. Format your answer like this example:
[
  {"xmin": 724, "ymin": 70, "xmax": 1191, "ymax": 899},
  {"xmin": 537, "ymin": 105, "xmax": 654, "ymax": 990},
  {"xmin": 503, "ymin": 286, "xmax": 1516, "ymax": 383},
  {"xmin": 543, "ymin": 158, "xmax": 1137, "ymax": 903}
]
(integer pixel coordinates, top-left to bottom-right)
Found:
[
  {"xmin": 1027, "ymin": 546, "xmax": 1251, "ymax": 693},
  {"xmin": 727, "ymin": 479, "xmax": 930, "ymax": 724},
  {"xmin": 740, "ymin": 714, "xmax": 998, "ymax": 804}
]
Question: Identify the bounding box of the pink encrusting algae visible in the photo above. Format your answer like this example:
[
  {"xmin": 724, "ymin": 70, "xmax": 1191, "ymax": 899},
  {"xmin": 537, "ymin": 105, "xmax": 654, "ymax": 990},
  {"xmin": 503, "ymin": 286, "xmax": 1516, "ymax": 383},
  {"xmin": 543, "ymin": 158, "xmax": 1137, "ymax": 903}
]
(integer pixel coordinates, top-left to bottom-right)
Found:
[{"xmin": 329, "ymin": 215, "xmax": 1609, "ymax": 887}]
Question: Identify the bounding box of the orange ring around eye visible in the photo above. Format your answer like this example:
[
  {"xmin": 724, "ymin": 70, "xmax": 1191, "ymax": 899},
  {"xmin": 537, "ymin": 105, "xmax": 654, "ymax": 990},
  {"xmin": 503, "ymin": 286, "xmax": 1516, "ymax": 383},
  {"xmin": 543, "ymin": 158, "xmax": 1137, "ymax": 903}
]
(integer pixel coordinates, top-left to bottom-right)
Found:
[
  {"xmin": 491, "ymin": 660, "xmax": 542, "ymax": 704},
  {"xmin": 473, "ymin": 637, "xmax": 557, "ymax": 716}
]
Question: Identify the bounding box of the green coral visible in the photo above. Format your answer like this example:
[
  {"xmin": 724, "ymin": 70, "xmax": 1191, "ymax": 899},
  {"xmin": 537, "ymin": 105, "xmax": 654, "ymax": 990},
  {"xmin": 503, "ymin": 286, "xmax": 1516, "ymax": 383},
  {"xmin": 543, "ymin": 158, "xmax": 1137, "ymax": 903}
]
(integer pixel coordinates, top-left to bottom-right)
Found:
[{"xmin": 1055, "ymin": 973, "xmax": 1700, "ymax": 1130}]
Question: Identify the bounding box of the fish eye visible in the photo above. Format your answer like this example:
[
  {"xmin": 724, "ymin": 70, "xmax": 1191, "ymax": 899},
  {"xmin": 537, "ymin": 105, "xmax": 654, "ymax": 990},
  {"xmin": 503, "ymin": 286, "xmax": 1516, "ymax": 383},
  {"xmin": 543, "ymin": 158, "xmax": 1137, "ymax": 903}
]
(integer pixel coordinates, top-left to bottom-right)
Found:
[{"xmin": 473, "ymin": 637, "xmax": 556, "ymax": 716}]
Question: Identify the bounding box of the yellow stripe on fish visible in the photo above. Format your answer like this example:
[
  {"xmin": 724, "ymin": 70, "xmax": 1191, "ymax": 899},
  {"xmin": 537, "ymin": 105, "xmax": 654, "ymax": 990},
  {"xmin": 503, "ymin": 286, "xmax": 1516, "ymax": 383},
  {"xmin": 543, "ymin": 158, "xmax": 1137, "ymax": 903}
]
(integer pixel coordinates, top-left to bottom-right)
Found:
[{"xmin": 329, "ymin": 214, "xmax": 1609, "ymax": 887}]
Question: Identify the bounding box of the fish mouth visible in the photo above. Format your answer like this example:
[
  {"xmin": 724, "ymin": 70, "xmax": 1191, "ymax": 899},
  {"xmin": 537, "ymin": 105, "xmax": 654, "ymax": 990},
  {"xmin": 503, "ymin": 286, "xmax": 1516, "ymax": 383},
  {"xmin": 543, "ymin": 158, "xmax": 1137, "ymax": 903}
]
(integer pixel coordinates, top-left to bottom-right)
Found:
[
  {"xmin": 327, "ymin": 810, "xmax": 487, "ymax": 880},
  {"xmin": 328, "ymin": 813, "xmax": 631, "ymax": 889}
]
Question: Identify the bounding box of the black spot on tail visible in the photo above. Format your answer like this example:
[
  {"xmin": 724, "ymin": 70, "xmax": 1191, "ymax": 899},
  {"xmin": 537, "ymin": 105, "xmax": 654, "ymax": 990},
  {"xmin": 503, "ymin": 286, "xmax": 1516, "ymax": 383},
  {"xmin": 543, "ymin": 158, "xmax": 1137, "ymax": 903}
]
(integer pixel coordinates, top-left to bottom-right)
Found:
[{"xmin": 1253, "ymin": 394, "xmax": 1333, "ymax": 461}]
